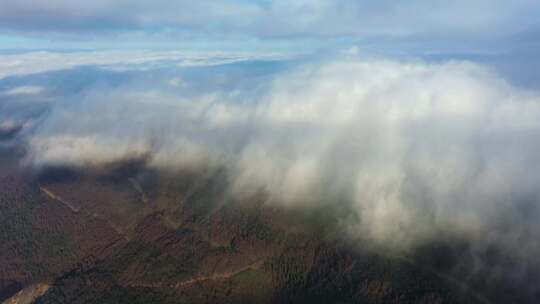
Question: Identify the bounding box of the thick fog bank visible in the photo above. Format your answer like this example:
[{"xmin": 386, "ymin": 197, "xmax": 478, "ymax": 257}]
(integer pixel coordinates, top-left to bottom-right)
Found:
[{"xmin": 3, "ymin": 56, "xmax": 540, "ymax": 258}]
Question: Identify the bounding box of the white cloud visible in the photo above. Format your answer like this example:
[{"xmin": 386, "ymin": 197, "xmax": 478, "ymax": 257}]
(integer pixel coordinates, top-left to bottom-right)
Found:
[
  {"xmin": 167, "ymin": 77, "xmax": 185, "ymax": 88},
  {"xmin": 2, "ymin": 85, "xmax": 45, "ymax": 96},
  {"xmin": 23, "ymin": 56, "xmax": 540, "ymax": 253},
  {"xmin": 0, "ymin": 50, "xmax": 288, "ymax": 79},
  {"xmin": 28, "ymin": 135, "xmax": 151, "ymax": 167}
]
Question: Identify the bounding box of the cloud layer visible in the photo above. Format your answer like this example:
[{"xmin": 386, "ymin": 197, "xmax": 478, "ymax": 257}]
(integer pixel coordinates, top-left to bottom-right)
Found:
[
  {"xmin": 2, "ymin": 51, "xmax": 540, "ymax": 300},
  {"xmin": 0, "ymin": 50, "xmax": 287, "ymax": 80},
  {"xmin": 1, "ymin": 0, "xmax": 538, "ymax": 39},
  {"xmin": 11, "ymin": 55, "xmax": 539, "ymax": 255}
]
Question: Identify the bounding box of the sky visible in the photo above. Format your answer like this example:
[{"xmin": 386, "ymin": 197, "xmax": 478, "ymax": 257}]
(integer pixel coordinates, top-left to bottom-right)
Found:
[
  {"xmin": 0, "ymin": 0, "xmax": 539, "ymax": 53},
  {"xmin": 0, "ymin": 0, "xmax": 539, "ymax": 87}
]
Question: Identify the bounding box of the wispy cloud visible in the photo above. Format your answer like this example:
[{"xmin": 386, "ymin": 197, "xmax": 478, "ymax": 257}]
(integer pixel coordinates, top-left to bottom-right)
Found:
[
  {"xmin": 0, "ymin": 50, "xmax": 288, "ymax": 80},
  {"xmin": 2, "ymin": 85, "xmax": 45, "ymax": 96}
]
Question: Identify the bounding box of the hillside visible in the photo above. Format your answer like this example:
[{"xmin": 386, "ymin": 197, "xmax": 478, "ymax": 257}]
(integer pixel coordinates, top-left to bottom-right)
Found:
[{"xmin": 0, "ymin": 151, "xmax": 535, "ymax": 303}]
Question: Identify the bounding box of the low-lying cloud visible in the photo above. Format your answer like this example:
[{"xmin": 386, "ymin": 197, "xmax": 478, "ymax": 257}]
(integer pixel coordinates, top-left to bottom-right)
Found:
[
  {"xmin": 16, "ymin": 55, "xmax": 540, "ymax": 256},
  {"xmin": 0, "ymin": 50, "xmax": 287, "ymax": 80}
]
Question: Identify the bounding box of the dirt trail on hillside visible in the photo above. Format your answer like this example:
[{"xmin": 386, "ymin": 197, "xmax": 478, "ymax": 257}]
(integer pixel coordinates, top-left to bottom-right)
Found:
[
  {"xmin": 128, "ymin": 178, "xmax": 149, "ymax": 203},
  {"xmin": 132, "ymin": 259, "xmax": 265, "ymax": 290},
  {"xmin": 175, "ymin": 259, "xmax": 265, "ymax": 288},
  {"xmin": 40, "ymin": 187, "xmax": 80, "ymax": 212},
  {"xmin": 40, "ymin": 186, "xmax": 129, "ymax": 241}
]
